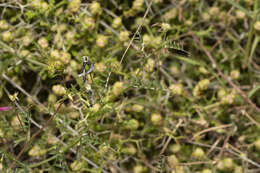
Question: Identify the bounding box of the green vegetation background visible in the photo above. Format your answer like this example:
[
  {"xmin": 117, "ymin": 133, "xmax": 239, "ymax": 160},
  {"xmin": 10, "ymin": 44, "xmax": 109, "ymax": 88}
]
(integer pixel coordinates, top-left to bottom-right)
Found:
[{"xmin": 0, "ymin": 0, "xmax": 260, "ymax": 172}]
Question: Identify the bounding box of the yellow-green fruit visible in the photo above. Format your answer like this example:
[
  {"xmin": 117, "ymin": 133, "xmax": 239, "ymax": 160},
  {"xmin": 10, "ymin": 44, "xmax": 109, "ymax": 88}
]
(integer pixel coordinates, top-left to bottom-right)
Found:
[
  {"xmin": 236, "ymin": 10, "xmax": 246, "ymax": 19},
  {"xmin": 254, "ymin": 138, "xmax": 260, "ymax": 151},
  {"xmin": 90, "ymin": 104, "xmax": 101, "ymax": 113},
  {"xmin": 144, "ymin": 58, "xmax": 155, "ymax": 72},
  {"xmin": 202, "ymin": 12, "xmax": 210, "ymax": 21},
  {"xmin": 46, "ymin": 134, "xmax": 58, "ymax": 145},
  {"xmin": 60, "ymin": 51, "xmax": 71, "ymax": 64},
  {"xmin": 0, "ymin": 128, "xmax": 3, "ymax": 137},
  {"xmin": 20, "ymin": 50, "xmax": 30, "ymax": 57},
  {"xmin": 217, "ymin": 88, "xmax": 227, "ymax": 99},
  {"xmin": 202, "ymin": 169, "xmax": 212, "ymax": 173},
  {"xmin": 69, "ymin": 111, "xmax": 80, "ymax": 119},
  {"xmin": 84, "ymin": 17, "xmax": 95, "ymax": 30},
  {"xmin": 254, "ymin": 21, "xmax": 260, "ymax": 31},
  {"xmin": 112, "ymin": 81, "xmax": 124, "ymax": 96},
  {"xmin": 95, "ymin": 62, "xmax": 106, "ymax": 73},
  {"xmin": 234, "ymin": 166, "xmax": 243, "ymax": 173},
  {"xmin": 197, "ymin": 79, "xmax": 210, "ymax": 90},
  {"xmin": 38, "ymin": 37, "xmax": 49, "ymax": 49},
  {"xmin": 68, "ymin": 0, "xmax": 81, "ymax": 13},
  {"xmin": 199, "ymin": 66, "xmax": 208, "ymax": 74},
  {"xmin": 99, "ymin": 145, "xmax": 109, "ymax": 155},
  {"xmin": 122, "ymin": 144, "xmax": 137, "ymax": 155},
  {"xmin": 96, "ymin": 35, "xmax": 108, "ymax": 48},
  {"xmin": 153, "ymin": 36, "xmax": 162, "ymax": 47},
  {"xmin": 169, "ymin": 144, "xmax": 181, "ymax": 153},
  {"xmin": 90, "ymin": 1, "xmax": 102, "ymax": 15},
  {"xmin": 161, "ymin": 23, "xmax": 171, "ymax": 31},
  {"xmin": 133, "ymin": 0, "xmax": 144, "ymax": 10},
  {"xmin": 185, "ymin": 20, "xmax": 193, "ymax": 26},
  {"xmin": 48, "ymin": 94, "xmax": 57, "ymax": 103},
  {"xmin": 230, "ymin": 70, "xmax": 240, "ymax": 79},
  {"xmin": 2, "ymin": 31, "xmax": 13, "ymax": 42},
  {"xmin": 169, "ymin": 84, "xmax": 183, "ymax": 96},
  {"xmin": 70, "ymin": 160, "xmax": 84, "ymax": 171},
  {"xmin": 0, "ymin": 20, "xmax": 9, "ymax": 30},
  {"xmin": 162, "ymin": 8, "xmax": 177, "ymax": 20},
  {"xmin": 52, "ymin": 85, "xmax": 66, "ymax": 96},
  {"xmin": 192, "ymin": 147, "xmax": 205, "ymax": 159},
  {"xmin": 209, "ymin": 7, "xmax": 219, "ymax": 16},
  {"xmin": 167, "ymin": 155, "xmax": 179, "ymax": 168},
  {"xmin": 125, "ymin": 119, "xmax": 139, "ymax": 130},
  {"xmin": 132, "ymin": 104, "xmax": 144, "ymax": 112},
  {"xmin": 133, "ymin": 164, "xmax": 147, "ymax": 173},
  {"xmin": 151, "ymin": 113, "xmax": 162, "ymax": 125},
  {"xmin": 221, "ymin": 93, "xmax": 235, "ymax": 105},
  {"xmin": 50, "ymin": 49, "xmax": 60, "ymax": 59},
  {"xmin": 112, "ymin": 17, "xmax": 122, "ymax": 28},
  {"xmin": 119, "ymin": 31, "xmax": 130, "ymax": 42},
  {"xmin": 223, "ymin": 158, "xmax": 235, "ymax": 170},
  {"xmin": 142, "ymin": 34, "xmax": 152, "ymax": 45},
  {"xmin": 28, "ymin": 145, "xmax": 46, "ymax": 157},
  {"xmin": 11, "ymin": 116, "xmax": 23, "ymax": 131}
]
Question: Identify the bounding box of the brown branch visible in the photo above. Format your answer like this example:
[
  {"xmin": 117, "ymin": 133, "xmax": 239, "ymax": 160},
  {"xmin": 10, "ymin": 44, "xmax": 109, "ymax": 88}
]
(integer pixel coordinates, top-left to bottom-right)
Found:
[
  {"xmin": 191, "ymin": 33, "xmax": 260, "ymax": 113},
  {"xmin": 9, "ymin": 101, "xmax": 64, "ymax": 170}
]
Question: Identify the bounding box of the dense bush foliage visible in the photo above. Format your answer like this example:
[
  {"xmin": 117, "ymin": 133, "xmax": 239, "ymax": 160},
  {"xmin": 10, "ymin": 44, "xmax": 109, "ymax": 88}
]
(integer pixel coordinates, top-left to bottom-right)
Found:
[{"xmin": 0, "ymin": 0, "xmax": 260, "ymax": 172}]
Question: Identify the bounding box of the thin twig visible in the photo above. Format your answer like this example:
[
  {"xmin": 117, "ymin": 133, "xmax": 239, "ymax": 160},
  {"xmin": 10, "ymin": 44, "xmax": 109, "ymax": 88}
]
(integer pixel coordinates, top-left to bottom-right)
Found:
[
  {"xmin": 105, "ymin": 0, "xmax": 154, "ymax": 89},
  {"xmin": 191, "ymin": 33, "xmax": 260, "ymax": 113},
  {"xmin": 9, "ymin": 100, "xmax": 64, "ymax": 169}
]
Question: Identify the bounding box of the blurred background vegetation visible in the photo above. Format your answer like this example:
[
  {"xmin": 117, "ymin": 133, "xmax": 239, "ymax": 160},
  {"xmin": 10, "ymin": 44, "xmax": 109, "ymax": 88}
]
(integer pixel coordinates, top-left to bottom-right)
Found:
[{"xmin": 0, "ymin": 0, "xmax": 260, "ymax": 172}]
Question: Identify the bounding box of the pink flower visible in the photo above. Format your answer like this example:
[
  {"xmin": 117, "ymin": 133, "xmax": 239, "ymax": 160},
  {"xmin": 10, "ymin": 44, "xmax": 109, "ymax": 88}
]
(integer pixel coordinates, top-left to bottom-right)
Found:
[{"xmin": 0, "ymin": 106, "xmax": 12, "ymax": 111}]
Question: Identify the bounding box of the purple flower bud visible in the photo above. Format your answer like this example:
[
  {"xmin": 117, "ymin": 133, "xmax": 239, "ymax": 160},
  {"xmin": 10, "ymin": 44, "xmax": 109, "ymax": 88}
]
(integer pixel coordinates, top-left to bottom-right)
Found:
[{"xmin": 0, "ymin": 106, "xmax": 12, "ymax": 111}]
